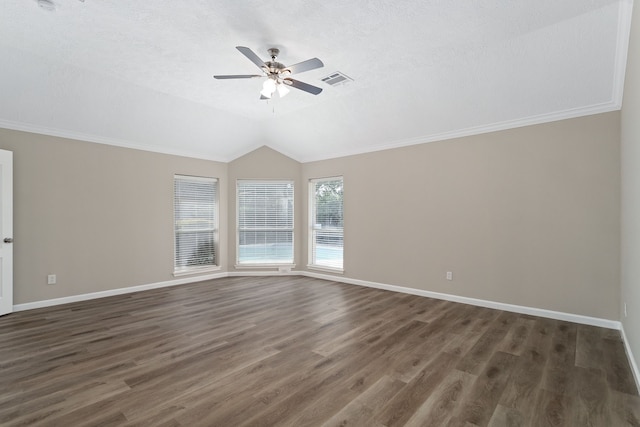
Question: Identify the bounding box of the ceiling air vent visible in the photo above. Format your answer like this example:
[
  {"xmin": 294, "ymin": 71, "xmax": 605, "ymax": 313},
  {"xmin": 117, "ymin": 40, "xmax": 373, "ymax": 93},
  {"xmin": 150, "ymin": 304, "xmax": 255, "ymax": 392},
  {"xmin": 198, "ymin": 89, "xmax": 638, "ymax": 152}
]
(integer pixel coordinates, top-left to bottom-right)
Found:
[{"xmin": 321, "ymin": 72, "xmax": 353, "ymax": 87}]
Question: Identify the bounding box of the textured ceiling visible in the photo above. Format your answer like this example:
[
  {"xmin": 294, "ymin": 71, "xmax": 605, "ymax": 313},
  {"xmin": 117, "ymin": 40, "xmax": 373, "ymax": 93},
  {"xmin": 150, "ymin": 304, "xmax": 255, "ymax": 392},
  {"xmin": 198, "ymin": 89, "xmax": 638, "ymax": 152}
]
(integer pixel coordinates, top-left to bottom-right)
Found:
[{"xmin": 0, "ymin": 0, "xmax": 633, "ymax": 162}]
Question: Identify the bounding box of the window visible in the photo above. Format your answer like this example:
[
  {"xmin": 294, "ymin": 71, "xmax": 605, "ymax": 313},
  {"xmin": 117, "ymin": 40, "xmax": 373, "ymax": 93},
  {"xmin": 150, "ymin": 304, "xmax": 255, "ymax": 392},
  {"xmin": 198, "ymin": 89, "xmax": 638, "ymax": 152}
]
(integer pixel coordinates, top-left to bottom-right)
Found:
[
  {"xmin": 309, "ymin": 177, "xmax": 343, "ymax": 271},
  {"xmin": 237, "ymin": 180, "xmax": 294, "ymax": 265},
  {"xmin": 174, "ymin": 175, "xmax": 218, "ymax": 274}
]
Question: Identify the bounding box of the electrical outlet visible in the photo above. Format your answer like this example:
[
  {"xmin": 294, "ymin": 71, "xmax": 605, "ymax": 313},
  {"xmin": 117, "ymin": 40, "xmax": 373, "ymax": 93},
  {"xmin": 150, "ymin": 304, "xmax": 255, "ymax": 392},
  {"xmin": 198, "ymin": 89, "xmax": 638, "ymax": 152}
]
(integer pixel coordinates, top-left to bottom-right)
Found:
[
  {"xmin": 624, "ymin": 302, "xmax": 627, "ymax": 317},
  {"xmin": 47, "ymin": 274, "xmax": 56, "ymax": 285},
  {"xmin": 446, "ymin": 271, "xmax": 453, "ymax": 281}
]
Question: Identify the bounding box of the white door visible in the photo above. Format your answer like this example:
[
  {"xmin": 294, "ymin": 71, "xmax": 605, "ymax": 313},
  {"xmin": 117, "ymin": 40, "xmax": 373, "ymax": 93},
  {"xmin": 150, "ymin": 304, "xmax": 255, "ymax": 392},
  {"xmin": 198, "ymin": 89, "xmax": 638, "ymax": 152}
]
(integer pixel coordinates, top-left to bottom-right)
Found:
[{"xmin": 0, "ymin": 149, "xmax": 13, "ymax": 316}]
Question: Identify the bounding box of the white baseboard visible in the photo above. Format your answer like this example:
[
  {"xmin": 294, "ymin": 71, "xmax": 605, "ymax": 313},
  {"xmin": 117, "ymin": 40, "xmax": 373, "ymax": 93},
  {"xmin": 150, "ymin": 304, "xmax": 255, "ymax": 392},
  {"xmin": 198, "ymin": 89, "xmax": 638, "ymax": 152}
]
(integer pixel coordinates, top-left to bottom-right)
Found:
[
  {"xmin": 302, "ymin": 271, "xmax": 622, "ymax": 330},
  {"xmin": 12, "ymin": 272, "xmax": 227, "ymax": 312},
  {"xmin": 620, "ymin": 325, "xmax": 640, "ymax": 392},
  {"xmin": 13, "ymin": 270, "xmax": 620, "ymax": 331}
]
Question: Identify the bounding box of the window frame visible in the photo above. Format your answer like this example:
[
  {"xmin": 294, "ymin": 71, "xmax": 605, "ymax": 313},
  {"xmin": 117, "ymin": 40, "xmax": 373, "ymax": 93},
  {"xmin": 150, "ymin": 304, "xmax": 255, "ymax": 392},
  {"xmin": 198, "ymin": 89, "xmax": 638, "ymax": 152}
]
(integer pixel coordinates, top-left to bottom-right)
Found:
[
  {"xmin": 173, "ymin": 174, "xmax": 220, "ymax": 276},
  {"xmin": 308, "ymin": 176, "xmax": 344, "ymax": 273},
  {"xmin": 236, "ymin": 179, "xmax": 295, "ymax": 267}
]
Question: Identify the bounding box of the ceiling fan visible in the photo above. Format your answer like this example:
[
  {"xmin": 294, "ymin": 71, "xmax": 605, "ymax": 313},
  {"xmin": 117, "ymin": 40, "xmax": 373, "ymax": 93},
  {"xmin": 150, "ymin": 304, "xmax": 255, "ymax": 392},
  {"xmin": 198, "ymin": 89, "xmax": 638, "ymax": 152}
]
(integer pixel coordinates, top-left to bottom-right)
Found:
[{"xmin": 214, "ymin": 46, "xmax": 324, "ymax": 99}]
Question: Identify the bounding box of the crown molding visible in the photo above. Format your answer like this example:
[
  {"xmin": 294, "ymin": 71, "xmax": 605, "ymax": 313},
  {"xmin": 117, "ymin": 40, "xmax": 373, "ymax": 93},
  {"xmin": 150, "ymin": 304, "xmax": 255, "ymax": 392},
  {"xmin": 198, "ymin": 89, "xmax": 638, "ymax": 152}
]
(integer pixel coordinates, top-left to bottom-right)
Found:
[
  {"xmin": 0, "ymin": 119, "xmax": 230, "ymax": 163},
  {"xmin": 297, "ymin": 101, "xmax": 622, "ymax": 163}
]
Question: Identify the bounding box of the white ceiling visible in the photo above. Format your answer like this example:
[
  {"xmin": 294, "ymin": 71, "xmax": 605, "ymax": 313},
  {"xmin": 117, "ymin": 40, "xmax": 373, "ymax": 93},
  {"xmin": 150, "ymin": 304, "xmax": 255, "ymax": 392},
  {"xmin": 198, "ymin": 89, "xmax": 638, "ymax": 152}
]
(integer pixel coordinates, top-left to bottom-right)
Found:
[{"xmin": 0, "ymin": 0, "xmax": 633, "ymax": 162}]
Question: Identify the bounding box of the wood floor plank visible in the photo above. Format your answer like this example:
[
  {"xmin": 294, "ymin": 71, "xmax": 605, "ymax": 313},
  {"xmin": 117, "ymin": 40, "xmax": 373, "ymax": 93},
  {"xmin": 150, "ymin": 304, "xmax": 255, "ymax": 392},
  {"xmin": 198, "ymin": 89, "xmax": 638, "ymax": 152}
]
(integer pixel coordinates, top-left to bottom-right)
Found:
[
  {"xmin": 602, "ymin": 335, "xmax": 639, "ymax": 395},
  {"xmin": 238, "ymin": 320, "xmax": 433, "ymax": 426},
  {"xmin": 541, "ymin": 321, "xmax": 577, "ymax": 396},
  {"xmin": 529, "ymin": 388, "xmax": 573, "ymax": 427},
  {"xmin": 572, "ymin": 366, "xmax": 613, "ymax": 426},
  {"xmin": 487, "ymin": 404, "xmax": 524, "ymax": 427},
  {"xmin": 319, "ymin": 375, "xmax": 404, "ymax": 427},
  {"xmin": 403, "ymin": 369, "xmax": 476, "ymax": 427},
  {"xmin": 0, "ymin": 276, "xmax": 638, "ymax": 427},
  {"xmin": 376, "ymin": 350, "xmax": 463, "ymax": 426},
  {"xmin": 455, "ymin": 311, "xmax": 517, "ymax": 375},
  {"xmin": 448, "ymin": 351, "xmax": 518, "ymax": 426},
  {"xmin": 498, "ymin": 344, "xmax": 547, "ymax": 419},
  {"xmin": 172, "ymin": 351, "xmax": 326, "ymax": 426},
  {"xmin": 1, "ymin": 380, "xmax": 131, "ymax": 426},
  {"xmin": 575, "ymin": 324, "xmax": 605, "ymax": 370},
  {"xmin": 610, "ymin": 390, "xmax": 640, "ymax": 427},
  {"xmin": 497, "ymin": 317, "xmax": 536, "ymax": 356}
]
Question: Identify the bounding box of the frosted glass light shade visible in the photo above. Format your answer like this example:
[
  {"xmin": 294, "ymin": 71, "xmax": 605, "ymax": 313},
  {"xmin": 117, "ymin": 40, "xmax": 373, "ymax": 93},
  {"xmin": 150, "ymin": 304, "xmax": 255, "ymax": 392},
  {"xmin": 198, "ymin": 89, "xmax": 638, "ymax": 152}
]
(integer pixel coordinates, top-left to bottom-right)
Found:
[
  {"xmin": 263, "ymin": 79, "xmax": 276, "ymax": 91},
  {"xmin": 277, "ymin": 83, "xmax": 290, "ymax": 98},
  {"xmin": 260, "ymin": 88, "xmax": 273, "ymax": 98}
]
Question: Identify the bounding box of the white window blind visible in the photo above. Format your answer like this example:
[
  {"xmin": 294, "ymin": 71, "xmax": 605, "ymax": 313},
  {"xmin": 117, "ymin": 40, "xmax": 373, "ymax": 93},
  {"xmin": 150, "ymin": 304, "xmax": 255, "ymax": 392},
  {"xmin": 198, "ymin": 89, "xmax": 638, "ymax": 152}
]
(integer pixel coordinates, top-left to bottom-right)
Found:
[
  {"xmin": 174, "ymin": 175, "xmax": 218, "ymax": 272},
  {"xmin": 237, "ymin": 180, "xmax": 294, "ymax": 264},
  {"xmin": 309, "ymin": 177, "xmax": 343, "ymax": 270}
]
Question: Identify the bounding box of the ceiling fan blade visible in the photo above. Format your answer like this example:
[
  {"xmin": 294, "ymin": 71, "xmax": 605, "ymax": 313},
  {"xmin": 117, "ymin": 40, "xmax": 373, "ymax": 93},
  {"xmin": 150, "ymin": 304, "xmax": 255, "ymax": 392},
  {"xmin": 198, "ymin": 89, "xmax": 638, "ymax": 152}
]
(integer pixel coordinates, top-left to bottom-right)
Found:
[
  {"xmin": 214, "ymin": 74, "xmax": 263, "ymax": 79},
  {"xmin": 284, "ymin": 58, "xmax": 324, "ymax": 75},
  {"xmin": 283, "ymin": 78, "xmax": 323, "ymax": 95},
  {"xmin": 236, "ymin": 46, "xmax": 267, "ymax": 70}
]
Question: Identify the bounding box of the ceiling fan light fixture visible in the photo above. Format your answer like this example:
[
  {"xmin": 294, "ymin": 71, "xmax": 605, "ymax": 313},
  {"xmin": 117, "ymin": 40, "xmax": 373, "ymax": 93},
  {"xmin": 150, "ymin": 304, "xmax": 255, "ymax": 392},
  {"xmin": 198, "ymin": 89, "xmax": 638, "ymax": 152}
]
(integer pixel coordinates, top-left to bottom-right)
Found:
[
  {"xmin": 261, "ymin": 78, "xmax": 277, "ymax": 98},
  {"xmin": 260, "ymin": 88, "xmax": 273, "ymax": 99},
  {"xmin": 277, "ymin": 83, "xmax": 290, "ymax": 98}
]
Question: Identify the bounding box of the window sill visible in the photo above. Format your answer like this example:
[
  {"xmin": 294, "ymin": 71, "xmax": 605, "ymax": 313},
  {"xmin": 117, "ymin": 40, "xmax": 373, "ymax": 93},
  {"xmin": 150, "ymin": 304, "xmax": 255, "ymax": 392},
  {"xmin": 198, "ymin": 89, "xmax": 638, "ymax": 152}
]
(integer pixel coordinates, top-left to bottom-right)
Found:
[
  {"xmin": 307, "ymin": 265, "xmax": 344, "ymax": 274},
  {"xmin": 234, "ymin": 263, "xmax": 296, "ymax": 269},
  {"xmin": 173, "ymin": 265, "xmax": 221, "ymax": 277}
]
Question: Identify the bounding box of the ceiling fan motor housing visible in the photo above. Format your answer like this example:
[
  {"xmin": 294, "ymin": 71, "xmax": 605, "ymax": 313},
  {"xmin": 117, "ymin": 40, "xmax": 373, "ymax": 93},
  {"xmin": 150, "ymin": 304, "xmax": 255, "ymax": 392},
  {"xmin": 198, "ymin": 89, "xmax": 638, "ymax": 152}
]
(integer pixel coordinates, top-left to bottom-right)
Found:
[{"xmin": 264, "ymin": 48, "xmax": 291, "ymax": 75}]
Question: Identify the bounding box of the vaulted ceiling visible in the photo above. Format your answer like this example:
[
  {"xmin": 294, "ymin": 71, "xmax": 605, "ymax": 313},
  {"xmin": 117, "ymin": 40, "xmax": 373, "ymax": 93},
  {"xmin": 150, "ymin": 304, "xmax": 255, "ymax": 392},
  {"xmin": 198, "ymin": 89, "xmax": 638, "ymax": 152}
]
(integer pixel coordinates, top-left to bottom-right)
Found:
[{"xmin": 0, "ymin": 0, "xmax": 633, "ymax": 162}]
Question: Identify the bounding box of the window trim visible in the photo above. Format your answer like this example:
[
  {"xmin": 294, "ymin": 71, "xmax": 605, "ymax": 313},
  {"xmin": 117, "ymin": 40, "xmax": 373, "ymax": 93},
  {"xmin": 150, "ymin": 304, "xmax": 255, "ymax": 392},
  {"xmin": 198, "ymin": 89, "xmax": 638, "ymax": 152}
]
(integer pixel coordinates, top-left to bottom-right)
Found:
[
  {"xmin": 236, "ymin": 179, "xmax": 295, "ymax": 267},
  {"xmin": 308, "ymin": 176, "xmax": 344, "ymax": 273},
  {"xmin": 173, "ymin": 174, "xmax": 220, "ymax": 276}
]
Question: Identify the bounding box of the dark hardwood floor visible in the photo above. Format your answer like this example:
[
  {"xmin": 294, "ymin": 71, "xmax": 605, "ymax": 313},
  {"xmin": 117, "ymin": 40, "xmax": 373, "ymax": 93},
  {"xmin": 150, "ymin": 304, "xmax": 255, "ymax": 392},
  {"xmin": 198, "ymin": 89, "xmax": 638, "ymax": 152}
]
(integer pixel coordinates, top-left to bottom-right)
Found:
[{"xmin": 1, "ymin": 276, "xmax": 639, "ymax": 426}]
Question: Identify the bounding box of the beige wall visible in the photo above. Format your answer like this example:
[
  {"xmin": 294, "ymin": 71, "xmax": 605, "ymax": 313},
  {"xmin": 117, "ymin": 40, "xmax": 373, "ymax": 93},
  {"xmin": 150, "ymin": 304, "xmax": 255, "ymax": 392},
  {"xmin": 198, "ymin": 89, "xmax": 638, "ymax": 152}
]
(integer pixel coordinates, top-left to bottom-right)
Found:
[
  {"xmin": 621, "ymin": 2, "xmax": 640, "ymax": 378},
  {"xmin": 227, "ymin": 146, "xmax": 302, "ymax": 270},
  {"xmin": 303, "ymin": 112, "xmax": 621, "ymax": 319},
  {"xmin": 0, "ymin": 128, "xmax": 228, "ymax": 304},
  {"xmin": 0, "ymin": 110, "xmax": 622, "ymax": 322}
]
